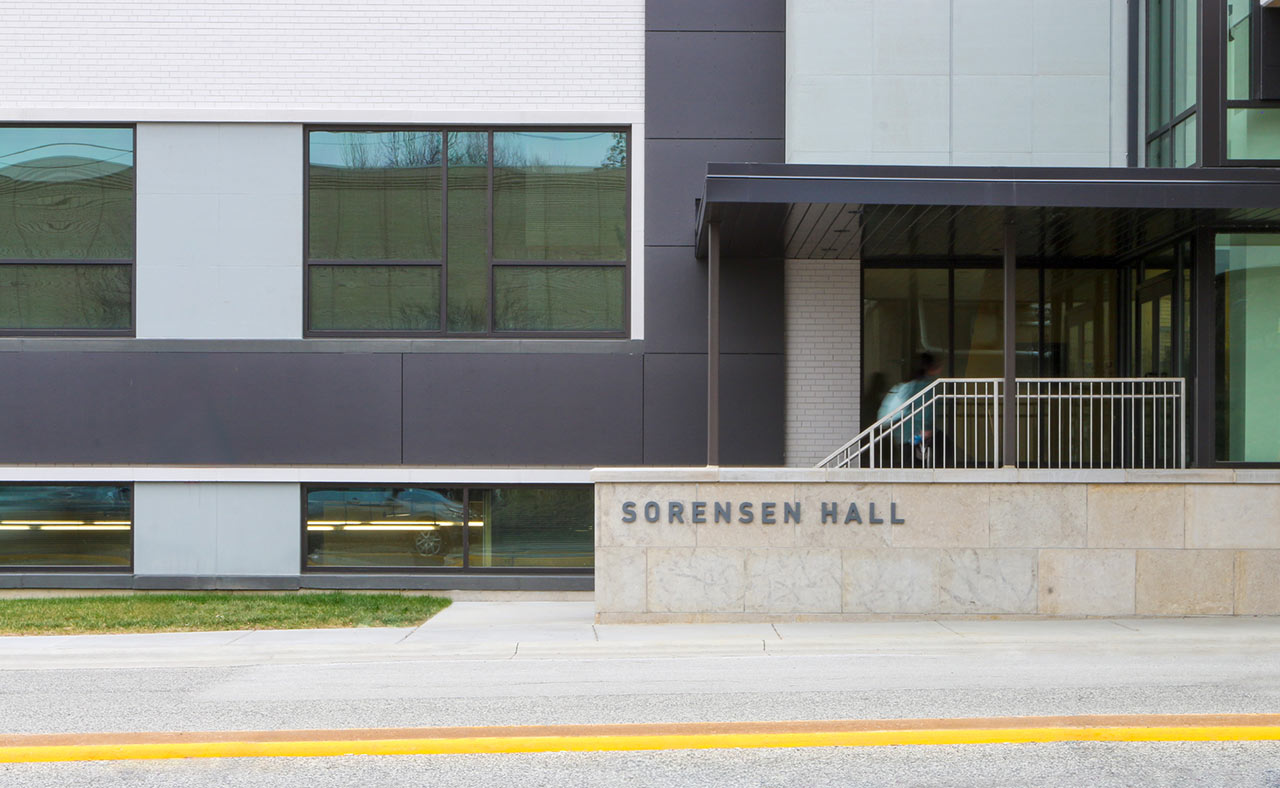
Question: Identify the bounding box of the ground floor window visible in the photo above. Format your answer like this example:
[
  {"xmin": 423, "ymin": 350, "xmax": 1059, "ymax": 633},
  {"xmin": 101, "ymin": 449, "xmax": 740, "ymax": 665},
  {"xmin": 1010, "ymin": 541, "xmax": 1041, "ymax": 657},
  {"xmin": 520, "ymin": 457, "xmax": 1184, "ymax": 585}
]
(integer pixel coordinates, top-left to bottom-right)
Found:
[
  {"xmin": 303, "ymin": 485, "xmax": 593, "ymax": 570},
  {"xmin": 1216, "ymin": 233, "xmax": 1280, "ymax": 462},
  {"xmin": 0, "ymin": 484, "xmax": 132, "ymax": 569}
]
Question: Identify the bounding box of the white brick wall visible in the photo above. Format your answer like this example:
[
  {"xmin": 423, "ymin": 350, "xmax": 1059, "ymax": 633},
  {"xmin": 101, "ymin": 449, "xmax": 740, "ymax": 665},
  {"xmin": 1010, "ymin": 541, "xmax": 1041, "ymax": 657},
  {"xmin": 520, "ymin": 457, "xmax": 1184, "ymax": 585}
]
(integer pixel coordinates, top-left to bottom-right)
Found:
[
  {"xmin": 785, "ymin": 259, "xmax": 861, "ymax": 468},
  {"xmin": 0, "ymin": 1, "xmax": 643, "ymax": 120}
]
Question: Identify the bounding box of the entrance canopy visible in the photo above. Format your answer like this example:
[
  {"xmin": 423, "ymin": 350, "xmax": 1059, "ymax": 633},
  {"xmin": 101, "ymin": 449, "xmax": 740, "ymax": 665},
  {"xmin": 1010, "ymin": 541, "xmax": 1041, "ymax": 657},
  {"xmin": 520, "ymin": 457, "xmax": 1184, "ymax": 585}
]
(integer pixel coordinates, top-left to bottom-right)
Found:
[
  {"xmin": 693, "ymin": 163, "xmax": 1280, "ymax": 467},
  {"xmin": 695, "ymin": 163, "xmax": 1280, "ymax": 262}
]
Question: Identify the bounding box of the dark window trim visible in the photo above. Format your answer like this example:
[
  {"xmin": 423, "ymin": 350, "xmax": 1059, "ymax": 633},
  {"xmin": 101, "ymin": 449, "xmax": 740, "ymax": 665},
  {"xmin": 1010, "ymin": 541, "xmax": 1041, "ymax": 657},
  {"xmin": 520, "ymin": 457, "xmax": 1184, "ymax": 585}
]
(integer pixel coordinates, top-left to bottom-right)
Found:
[
  {"xmin": 0, "ymin": 481, "xmax": 134, "ymax": 573},
  {"xmin": 299, "ymin": 483, "xmax": 594, "ymax": 575},
  {"xmin": 0, "ymin": 123, "xmax": 137, "ymax": 337},
  {"xmin": 302, "ymin": 124, "xmax": 631, "ymax": 339}
]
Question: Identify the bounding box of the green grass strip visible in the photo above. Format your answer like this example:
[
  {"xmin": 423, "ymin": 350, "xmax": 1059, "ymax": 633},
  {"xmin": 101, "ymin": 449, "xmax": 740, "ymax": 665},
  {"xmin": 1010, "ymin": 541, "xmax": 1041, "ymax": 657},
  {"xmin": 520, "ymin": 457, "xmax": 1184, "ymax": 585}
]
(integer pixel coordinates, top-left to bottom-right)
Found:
[{"xmin": 0, "ymin": 592, "xmax": 450, "ymax": 635}]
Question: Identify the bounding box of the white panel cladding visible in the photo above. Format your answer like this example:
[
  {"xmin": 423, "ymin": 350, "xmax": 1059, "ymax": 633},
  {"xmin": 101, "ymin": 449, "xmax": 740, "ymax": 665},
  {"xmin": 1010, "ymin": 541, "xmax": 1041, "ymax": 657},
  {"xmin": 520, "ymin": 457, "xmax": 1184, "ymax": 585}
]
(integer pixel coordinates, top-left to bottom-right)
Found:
[
  {"xmin": 0, "ymin": 1, "xmax": 643, "ymax": 120},
  {"xmin": 787, "ymin": 0, "xmax": 1129, "ymax": 167},
  {"xmin": 136, "ymin": 123, "xmax": 303, "ymax": 339},
  {"xmin": 785, "ymin": 259, "xmax": 860, "ymax": 468},
  {"xmin": 133, "ymin": 483, "xmax": 301, "ymax": 577}
]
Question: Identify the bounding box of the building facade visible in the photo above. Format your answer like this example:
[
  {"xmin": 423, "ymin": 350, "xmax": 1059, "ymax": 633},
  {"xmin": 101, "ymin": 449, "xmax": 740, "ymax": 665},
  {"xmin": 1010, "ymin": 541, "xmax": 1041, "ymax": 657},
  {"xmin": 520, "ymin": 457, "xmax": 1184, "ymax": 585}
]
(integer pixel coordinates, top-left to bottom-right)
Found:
[{"xmin": 1, "ymin": 1, "xmax": 1278, "ymax": 605}]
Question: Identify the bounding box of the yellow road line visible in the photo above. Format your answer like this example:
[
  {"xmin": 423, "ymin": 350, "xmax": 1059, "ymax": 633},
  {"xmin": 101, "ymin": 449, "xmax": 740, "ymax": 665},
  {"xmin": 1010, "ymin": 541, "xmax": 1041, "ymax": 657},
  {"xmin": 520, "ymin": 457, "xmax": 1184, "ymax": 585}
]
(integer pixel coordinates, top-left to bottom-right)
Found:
[{"xmin": 3, "ymin": 721, "xmax": 1279, "ymax": 763}]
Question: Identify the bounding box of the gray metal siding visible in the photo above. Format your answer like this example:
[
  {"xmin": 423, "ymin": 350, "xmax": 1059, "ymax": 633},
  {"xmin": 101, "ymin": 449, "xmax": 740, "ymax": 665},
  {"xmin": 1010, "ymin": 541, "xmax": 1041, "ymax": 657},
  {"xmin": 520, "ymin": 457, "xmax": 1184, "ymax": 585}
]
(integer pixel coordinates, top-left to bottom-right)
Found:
[
  {"xmin": 0, "ymin": 352, "xmax": 401, "ymax": 464},
  {"xmin": 642, "ymin": 0, "xmax": 786, "ymax": 466},
  {"xmin": 402, "ymin": 353, "xmax": 644, "ymax": 465}
]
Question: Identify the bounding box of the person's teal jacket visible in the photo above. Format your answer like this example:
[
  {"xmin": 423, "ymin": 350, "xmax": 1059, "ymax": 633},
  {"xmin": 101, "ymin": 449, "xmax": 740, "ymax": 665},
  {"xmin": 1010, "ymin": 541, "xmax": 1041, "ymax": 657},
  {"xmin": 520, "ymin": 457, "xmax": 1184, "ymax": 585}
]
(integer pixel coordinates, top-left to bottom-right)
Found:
[{"xmin": 881, "ymin": 376, "xmax": 937, "ymax": 442}]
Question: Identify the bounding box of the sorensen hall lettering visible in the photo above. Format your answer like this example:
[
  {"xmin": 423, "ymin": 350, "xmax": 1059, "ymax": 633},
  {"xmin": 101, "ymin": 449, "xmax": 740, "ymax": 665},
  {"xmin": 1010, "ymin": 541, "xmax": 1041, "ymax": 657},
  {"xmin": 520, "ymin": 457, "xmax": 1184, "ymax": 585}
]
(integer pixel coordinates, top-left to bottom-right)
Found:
[{"xmin": 620, "ymin": 500, "xmax": 904, "ymax": 525}]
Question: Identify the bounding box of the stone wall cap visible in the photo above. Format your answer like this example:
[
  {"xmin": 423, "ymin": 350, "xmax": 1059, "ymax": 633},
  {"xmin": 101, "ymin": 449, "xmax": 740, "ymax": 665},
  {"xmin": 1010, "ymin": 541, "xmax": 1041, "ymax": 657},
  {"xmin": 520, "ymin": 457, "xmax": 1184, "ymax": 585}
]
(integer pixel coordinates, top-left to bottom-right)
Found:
[{"xmin": 590, "ymin": 467, "xmax": 1280, "ymax": 484}]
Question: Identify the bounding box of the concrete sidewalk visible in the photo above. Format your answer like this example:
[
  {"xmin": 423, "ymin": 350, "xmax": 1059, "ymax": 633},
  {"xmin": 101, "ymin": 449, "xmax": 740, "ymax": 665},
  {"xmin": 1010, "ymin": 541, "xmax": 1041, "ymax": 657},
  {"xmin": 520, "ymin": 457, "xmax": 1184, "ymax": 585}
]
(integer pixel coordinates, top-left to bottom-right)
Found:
[{"xmin": 2, "ymin": 601, "xmax": 1279, "ymax": 670}]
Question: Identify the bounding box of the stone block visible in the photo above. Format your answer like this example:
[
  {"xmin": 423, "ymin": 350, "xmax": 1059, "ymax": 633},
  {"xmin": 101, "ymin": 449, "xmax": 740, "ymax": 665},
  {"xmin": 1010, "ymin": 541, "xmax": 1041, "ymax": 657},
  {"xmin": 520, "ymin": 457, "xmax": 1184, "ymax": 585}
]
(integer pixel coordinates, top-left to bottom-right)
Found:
[
  {"xmin": 937, "ymin": 549, "xmax": 1037, "ymax": 614},
  {"xmin": 792, "ymin": 483, "xmax": 893, "ymax": 549},
  {"xmin": 1087, "ymin": 484, "xmax": 1183, "ymax": 548},
  {"xmin": 889, "ymin": 484, "xmax": 990, "ymax": 548},
  {"xmin": 1037, "ymin": 549, "xmax": 1135, "ymax": 616},
  {"xmin": 693, "ymin": 483, "xmax": 798, "ymax": 548},
  {"xmin": 1186, "ymin": 485, "xmax": 1280, "ymax": 549},
  {"xmin": 744, "ymin": 549, "xmax": 842, "ymax": 613},
  {"xmin": 990, "ymin": 484, "xmax": 1086, "ymax": 548},
  {"xmin": 593, "ymin": 547, "xmax": 647, "ymax": 614},
  {"xmin": 1136, "ymin": 550, "xmax": 1234, "ymax": 615},
  {"xmin": 596, "ymin": 483, "xmax": 697, "ymax": 548},
  {"xmin": 1235, "ymin": 551, "xmax": 1280, "ymax": 615},
  {"xmin": 843, "ymin": 549, "xmax": 941, "ymax": 614},
  {"xmin": 646, "ymin": 548, "xmax": 746, "ymax": 614}
]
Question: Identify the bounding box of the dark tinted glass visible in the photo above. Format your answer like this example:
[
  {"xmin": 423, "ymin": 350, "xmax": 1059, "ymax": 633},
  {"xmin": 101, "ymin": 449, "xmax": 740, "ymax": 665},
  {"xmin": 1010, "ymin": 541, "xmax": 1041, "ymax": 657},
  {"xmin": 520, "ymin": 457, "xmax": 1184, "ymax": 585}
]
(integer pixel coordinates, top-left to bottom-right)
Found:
[
  {"xmin": 467, "ymin": 487, "xmax": 593, "ymax": 569},
  {"xmin": 0, "ymin": 127, "xmax": 134, "ymax": 260},
  {"xmin": 446, "ymin": 131, "xmax": 489, "ymax": 333},
  {"xmin": 493, "ymin": 131, "xmax": 627, "ymax": 261},
  {"xmin": 1043, "ymin": 269, "xmax": 1118, "ymax": 377},
  {"xmin": 0, "ymin": 264, "xmax": 130, "ymax": 330},
  {"xmin": 494, "ymin": 265, "xmax": 624, "ymax": 332},
  {"xmin": 861, "ymin": 268, "xmax": 949, "ymax": 428},
  {"xmin": 0, "ymin": 485, "xmax": 131, "ymax": 568},
  {"xmin": 308, "ymin": 131, "xmax": 443, "ymax": 260},
  {"xmin": 305, "ymin": 487, "xmax": 467, "ymax": 568},
  {"xmin": 308, "ymin": 265, "xmax": 440, "ymax": 331}
]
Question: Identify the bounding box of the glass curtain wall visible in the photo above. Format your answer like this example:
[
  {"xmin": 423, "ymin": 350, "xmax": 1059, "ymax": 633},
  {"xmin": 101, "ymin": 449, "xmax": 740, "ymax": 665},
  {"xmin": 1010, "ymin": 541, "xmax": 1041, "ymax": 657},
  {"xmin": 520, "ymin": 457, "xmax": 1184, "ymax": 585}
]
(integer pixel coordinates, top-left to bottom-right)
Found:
[
  {"xmin": 304, "ymin": 485, "xmax": 593, "ymax": 570},
  {"xmin": 1215, "ymin": 233, "xmax": 1280, "ymax": 462},
  {"xmin": 1146, "ymin": 0, "xmax": 1198, "ymax": 166},
  {"xmin": 1223, "ymin": 0, "xmax": 1280, "ymax": 160}
]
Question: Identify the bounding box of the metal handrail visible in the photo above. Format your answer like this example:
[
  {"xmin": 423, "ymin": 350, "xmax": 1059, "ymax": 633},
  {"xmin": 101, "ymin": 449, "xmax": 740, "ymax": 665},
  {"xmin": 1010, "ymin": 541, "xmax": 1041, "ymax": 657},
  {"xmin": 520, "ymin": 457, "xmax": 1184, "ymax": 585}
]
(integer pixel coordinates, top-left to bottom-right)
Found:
[{"xmin": 818, "ymin": 377, "xmax": 1186, "ymax": 471}]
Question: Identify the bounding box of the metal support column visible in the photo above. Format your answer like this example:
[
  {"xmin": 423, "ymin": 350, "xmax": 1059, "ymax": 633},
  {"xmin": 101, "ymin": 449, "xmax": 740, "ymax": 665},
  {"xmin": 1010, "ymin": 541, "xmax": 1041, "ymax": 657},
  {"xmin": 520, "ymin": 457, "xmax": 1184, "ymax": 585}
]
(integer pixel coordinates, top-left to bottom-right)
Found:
[
  {"xmin": 707, "ymin": 221, "xmax": 721, "ymax": 467},
  {"xmin": 1002, "ymin": 222, "xmax": 1017, "ymax": 467}
]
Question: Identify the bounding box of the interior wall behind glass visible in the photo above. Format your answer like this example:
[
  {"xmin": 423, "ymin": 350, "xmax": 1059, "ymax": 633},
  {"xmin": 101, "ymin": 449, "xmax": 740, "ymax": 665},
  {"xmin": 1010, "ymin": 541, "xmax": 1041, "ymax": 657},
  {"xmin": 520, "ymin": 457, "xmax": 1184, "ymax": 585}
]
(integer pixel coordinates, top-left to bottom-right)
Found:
[
  {"xmin": 1216, "ymin": 234, "xmax": 1280, "ymax": 462},
  {"xmin": 1043, "ymin": 269, "xmax": 1118, "ymax": 377}
]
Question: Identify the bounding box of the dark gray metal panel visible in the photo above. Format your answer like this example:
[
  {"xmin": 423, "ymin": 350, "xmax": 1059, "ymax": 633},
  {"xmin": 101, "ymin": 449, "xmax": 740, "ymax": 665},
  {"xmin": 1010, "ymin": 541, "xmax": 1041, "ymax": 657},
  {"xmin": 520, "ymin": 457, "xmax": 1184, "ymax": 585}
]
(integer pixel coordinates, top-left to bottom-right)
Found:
[
  {"xmin": 642, "ymin": 353, "xmax": 707, "ymax": 465},
  {"xmin": 646, "ymin": 139, "xmax": 782, "ymax": 246},
  {"xmin": 644, "ymin": 246, "xmax": 708, "ymax": 354},
  {"xmin": 402, "ymin": 354, "xmax": 643, "ymax": 465},
  {"xmin": 720, "ymin": 353, "xmax": 785, "ymax": 466},
  {"xmin": 303, "ymin": 574, "xmax": 593, "ymax": 591},
  {"xmin": 0, "ymin": 338, "xmax": 644, "ymax": 354},
  {"xmin": 0, "ymin": 573, "xmax": 134, "ymax": 589},
  {"xmin": 644, "ymin": 253, "xmax": 783, "ymax": 356},
  {"xmin": 0, "ymin": 352, "xmax": 402, "ymax": 464},
  {"xmin": 646, "ymin": 0, "xmax": 784, "ymax": 32},
  {"xmin": 722, "ymin": 258, "xmax": 784, "ymax": 355},
  {"xmin": 133, "ymin": 575, "xmax": 301, "ymax": 590},
  {"xmin": 646, "ymin": 32, "xmax": 785, "ymax": 139}
]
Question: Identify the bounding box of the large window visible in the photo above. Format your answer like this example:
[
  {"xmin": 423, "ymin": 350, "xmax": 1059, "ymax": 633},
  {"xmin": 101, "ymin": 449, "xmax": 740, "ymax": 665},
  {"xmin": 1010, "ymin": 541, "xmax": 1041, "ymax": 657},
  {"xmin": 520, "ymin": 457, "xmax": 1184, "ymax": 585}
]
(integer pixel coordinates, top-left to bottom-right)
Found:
[
  {"xmin": 0, "ymin": 485, "xmax": 132, "ymax": 569},
  {"xmin": 0, "ymin": 126, "xmax": 134, "ymax": 333},
  {"xmin": 1215, "ymin": 233, "xmax": 1280, "ymax": 462},
  {"xmin": 306, "ymin": 128, "xmax": 628, "ymax": 336},
  {"xmin": 304, "ymin": 485, "xmax": 593, "ymax": 570},
  {"xmin": 1146, "ymin": 0, "xmax": 1198, "ymax": 166}
]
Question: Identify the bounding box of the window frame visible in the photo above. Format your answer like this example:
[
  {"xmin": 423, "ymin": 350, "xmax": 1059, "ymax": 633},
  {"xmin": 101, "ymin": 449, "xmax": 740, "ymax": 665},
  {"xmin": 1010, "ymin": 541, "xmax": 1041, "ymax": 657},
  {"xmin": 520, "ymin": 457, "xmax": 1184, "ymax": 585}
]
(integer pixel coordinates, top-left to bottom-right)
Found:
[
  {"xmin": 0, "ymin": 481, "xmax": 134, "ymax": 573},
  {"xmin": 0, "ymin": 123, "xmax": 136, "ymax": 337},
  {"xmin": 299, "ymin": 483, "xmax": 595, "ymax": 575},
  {"xmin": 302, "ymin": 125, "xmax": 631, "ymax": 339}
]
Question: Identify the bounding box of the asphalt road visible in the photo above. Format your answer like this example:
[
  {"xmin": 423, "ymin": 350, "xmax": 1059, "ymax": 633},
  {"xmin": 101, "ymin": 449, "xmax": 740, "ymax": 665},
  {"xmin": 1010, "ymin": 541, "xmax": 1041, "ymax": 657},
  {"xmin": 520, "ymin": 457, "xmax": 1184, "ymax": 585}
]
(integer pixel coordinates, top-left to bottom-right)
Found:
[{"xmin": 1, "ymin": 603, "xmax": 1278, "ymax": 786}]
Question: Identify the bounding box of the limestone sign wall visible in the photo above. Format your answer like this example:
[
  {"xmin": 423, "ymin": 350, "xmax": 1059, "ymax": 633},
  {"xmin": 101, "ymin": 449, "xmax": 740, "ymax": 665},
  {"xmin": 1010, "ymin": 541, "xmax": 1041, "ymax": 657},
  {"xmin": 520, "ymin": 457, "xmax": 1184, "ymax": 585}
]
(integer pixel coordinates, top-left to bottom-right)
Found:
[{"xmin": 592, "ymin": 469, "xmax": 1280, "ymax": 622}]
